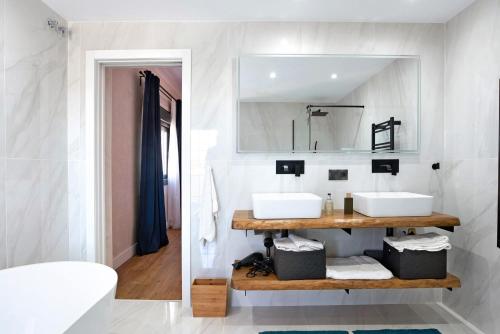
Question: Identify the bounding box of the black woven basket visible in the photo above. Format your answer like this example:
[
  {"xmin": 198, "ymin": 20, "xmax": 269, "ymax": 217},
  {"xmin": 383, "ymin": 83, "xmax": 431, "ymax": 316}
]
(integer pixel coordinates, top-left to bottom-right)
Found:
[{"xmin": 273, "ymin": 247, "xmax": 326, "ymax": 280}]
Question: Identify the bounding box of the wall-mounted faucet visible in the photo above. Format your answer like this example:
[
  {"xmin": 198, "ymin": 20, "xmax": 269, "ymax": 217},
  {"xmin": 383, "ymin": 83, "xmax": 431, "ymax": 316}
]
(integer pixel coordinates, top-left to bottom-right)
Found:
[
  {"xmin": 372, "ymin": 159, "xmax": 399, "ymax": 176},
  {"xmin": 276, "ymin": 160, "xmax": 304, "ymax": 177}
]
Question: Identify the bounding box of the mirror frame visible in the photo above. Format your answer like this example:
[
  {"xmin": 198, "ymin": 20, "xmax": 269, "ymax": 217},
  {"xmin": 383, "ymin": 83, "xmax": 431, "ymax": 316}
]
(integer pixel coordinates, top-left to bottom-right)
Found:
[{"xmin": 236, "ymin": 54, "xmax": 421, "ymax": 154}]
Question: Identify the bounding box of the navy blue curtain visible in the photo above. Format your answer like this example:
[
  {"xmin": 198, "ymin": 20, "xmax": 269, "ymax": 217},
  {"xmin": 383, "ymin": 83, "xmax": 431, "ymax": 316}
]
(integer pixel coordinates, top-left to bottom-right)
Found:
[
  {"xmin": 175, "ymin": 100, "xmax": 182, "ymax": 208},
  {"xmin": 137, "ymin": 71, "xmax": 168, "ymax": 255}
]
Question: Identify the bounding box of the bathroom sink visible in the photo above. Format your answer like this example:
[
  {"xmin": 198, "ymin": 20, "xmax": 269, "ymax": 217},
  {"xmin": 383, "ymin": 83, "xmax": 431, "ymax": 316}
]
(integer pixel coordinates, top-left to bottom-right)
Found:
[
  {"xmin": 252, "ymin": 193, "xmax": 322, "ymax": 219},
  {"xmin": 353, "ymin": 192, "xmax": 433, "ymax": 217}
]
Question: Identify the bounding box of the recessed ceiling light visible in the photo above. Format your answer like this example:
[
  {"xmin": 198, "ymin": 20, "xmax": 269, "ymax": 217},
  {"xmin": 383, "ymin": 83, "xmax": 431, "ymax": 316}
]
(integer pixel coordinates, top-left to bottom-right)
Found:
[
  {"xmin": 331, "ymin": 73, "xmax": 338, "ymax": 79},
  {"xmin": 269, "ymin": 72, "xmax": 277, "ymax": 79}
]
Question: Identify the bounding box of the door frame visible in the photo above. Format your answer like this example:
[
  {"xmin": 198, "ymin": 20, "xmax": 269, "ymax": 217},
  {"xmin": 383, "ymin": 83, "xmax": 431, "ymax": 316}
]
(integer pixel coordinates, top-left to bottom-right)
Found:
[{"xmin": 85, "ymin": 49, "xmax": 192, "ymax": 306}]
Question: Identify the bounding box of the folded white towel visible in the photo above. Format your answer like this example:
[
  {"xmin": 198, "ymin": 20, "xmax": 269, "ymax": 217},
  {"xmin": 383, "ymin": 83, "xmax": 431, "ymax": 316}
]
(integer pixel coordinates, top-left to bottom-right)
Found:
[
  {"xmin": 273, "ymin": 234, "xmax": 324, "ymax": 252},
  {"xmin": 273, "ymin": 237, "xmax": 302, "ymax": 252},
  {"xmin": 288, "ymin": 234, "xmax": 324, "ymax": 251},
  {"xmin": 384, "ymin": 232, "xmax": 451, "ymax": 252},
  {"xmin": 199, "ymin": 166, "xmax": 219, "ymax": 245},
  {"xmin": 326, "ymin": 256, "xmax": 393, "ymax": 280}
]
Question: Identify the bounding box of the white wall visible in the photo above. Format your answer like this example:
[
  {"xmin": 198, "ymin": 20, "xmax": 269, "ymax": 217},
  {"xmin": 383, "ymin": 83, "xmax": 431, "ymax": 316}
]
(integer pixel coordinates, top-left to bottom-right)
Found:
[
  {"xmin": 0, "ymin": 0, "xmax": 68, "ymax": 268},
  {"xmin": 67, "ymin": 21, "xmax": 446, "ymax": 306},
  {"xmin": 443, "ymin": 0, "xmax": 500, "ymax": 332}
]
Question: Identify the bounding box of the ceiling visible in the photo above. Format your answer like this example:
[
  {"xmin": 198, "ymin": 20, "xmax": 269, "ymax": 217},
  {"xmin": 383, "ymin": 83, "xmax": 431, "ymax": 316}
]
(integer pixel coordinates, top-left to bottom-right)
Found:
[
  {"xmin": 239, "ymin": 56, "xmax": 416, "ymax": 103},
  {"xmin": 42, "ymin": 0, "xmax": 474, "ymax": 23}
]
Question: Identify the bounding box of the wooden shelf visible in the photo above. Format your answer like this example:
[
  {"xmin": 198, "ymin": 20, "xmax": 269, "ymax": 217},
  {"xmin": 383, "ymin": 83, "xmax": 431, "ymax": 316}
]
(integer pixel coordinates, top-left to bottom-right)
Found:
[
  {"xmin": 231, "ymin": 269, "xmax": 461, "ymax": 291},
  {"xmin": 232, "ymin": 210, "xmax": 460, "ymax": 231}
]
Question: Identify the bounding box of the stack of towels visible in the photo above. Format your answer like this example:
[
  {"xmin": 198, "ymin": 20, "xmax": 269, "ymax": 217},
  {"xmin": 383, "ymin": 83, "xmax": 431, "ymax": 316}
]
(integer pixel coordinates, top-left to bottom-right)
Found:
[
  {"xmin": 273, "ymin": 234, "xmax": 324, "ymax": 252},
  {"xmin": 384, "ymin": 232, "xmax": 451, "ymax": 252},
  {"xmin": 326, "ymin": 256, "xmax": 393, "ymax": 280}
]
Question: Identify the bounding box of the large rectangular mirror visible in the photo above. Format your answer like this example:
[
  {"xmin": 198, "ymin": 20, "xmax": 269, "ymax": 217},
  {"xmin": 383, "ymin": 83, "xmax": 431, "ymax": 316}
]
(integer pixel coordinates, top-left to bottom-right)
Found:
[{"xmin": 237, "ymin": 55, "xmax": 420, "ymax": 153}]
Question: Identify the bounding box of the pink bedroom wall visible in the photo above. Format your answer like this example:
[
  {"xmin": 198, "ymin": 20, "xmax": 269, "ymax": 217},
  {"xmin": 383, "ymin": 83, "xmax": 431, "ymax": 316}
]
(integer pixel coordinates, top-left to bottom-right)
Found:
[{"xmin": 107, "ymin": 66, "xmax": 182, "ymax": 265}]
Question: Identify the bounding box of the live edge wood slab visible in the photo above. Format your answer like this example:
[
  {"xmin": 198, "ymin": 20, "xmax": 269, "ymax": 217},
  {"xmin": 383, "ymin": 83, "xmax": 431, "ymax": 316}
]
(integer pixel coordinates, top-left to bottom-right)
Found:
[
  {"xmin": 232, "ymin": 210, "xmax": 460, "ymax": 231},
  {"xmin": 231, "ymin": 269, "xmax": 461, "ymax": 291}
]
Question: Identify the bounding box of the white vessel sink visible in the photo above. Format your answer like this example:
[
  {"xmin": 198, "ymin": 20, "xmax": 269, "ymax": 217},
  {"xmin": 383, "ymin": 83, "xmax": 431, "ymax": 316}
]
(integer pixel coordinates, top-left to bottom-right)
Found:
[
  {"xmin": 353, "ymin": 192, "xmax": 433, "ymax": 217},
  {"xmin": 252, "ymin": 193, "xmax": 322, "ymax": 219}
]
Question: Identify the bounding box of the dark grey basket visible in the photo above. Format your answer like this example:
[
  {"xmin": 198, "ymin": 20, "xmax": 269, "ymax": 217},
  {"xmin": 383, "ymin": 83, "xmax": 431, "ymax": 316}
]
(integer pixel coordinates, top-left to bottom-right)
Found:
[
  {"xmin": 383, "ymin": 241, "xmax": 447, "ymax": 279},
  {"xmin": 273, "ymin": 247, "xmax": 326, "ymax": 280}
]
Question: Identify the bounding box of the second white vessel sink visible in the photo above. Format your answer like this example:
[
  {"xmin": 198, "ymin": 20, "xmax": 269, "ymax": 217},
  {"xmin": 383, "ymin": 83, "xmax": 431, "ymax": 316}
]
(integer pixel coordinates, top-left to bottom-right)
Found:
[
  {"xmin": 353, "ymin": 192, "xmax": 433, "ymax": 217},
  {"xmin": 252, "ymin": 193, "xmax": 322, "ymax": 219}
]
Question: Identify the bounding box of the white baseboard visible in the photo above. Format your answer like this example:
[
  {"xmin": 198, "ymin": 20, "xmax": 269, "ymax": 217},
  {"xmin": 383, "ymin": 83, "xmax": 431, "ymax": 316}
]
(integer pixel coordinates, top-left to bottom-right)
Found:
[
  {"xmin": 437, "ymin": 302, "xmax": 485, "ymax": 334},
  {"xmin": 113, "ymin": 243, "xmax": 137, "ymax": 269}
]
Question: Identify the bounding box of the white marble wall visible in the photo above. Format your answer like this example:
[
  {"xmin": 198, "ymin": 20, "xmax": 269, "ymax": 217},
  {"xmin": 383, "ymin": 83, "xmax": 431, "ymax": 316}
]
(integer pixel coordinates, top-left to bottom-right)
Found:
[
  {"xmin": 67, "ymin": 21, "xmax": 445, "ymax": 306},
  {"xmin": 0, "ymin": 0, "xmax": 68, "ymax": 268},
  {"xmin": 443, "ymin": 0, "xmax": 500, "ymax": 332}
]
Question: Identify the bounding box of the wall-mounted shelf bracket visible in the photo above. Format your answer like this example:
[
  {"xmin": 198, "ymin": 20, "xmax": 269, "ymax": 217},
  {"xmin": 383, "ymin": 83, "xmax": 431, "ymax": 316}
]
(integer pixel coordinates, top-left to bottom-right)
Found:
[
  {"xmin": 344, "ymin": 289, "xmax": 350, "ymax": 294},
  {"xmin": 342, "ymin": 228, "xmax": 352, "ymax": 235},
  {"xmin": 446, "ymin": 287, "xmax": 453, "ymax": 292},
  {"xmin": 386, "ymin": 228, "xmax": 394, "ymax": 237},
  {"xmin": 437, "ymin": 226, "xmax": 454, "ymax": 233}
]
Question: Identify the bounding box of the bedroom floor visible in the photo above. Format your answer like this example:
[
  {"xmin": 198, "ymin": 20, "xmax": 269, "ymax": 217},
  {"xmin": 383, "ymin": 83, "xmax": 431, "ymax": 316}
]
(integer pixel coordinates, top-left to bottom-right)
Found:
[
  {"xmin": 115, "ymin": 229, "xmax": 182, "ymax": 300},
  {"xmin": 110, "ymin": 300, "xmax": 476, "ymax": 334}
]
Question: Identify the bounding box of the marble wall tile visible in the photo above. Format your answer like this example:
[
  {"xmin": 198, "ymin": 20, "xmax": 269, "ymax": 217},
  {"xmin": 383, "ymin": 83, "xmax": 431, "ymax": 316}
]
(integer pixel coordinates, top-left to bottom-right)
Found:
[
  {"xmin": 1, "ymin": 0, "xmax": 69, "ymax": 268},
  {"xmin": 0, "ymin": 0, "xmax": 5, "ymax": 159},
  {"xmin": 5, "ymin": 159, "xmax": 42, "ymax": 266},
  {"xmin": 40, "ymin": 160, "xmax": 68, "ymax": 261},
  {"xmin": 443, "ymin": 1, "xmax": 500, "ymax": 332},
  {"xmin": 68, "ymin": 21, "xmax": 445, "ymax": 306},
  {"xmin": 0, "ymin": 159, "xmax": 6, "ymax": 269},
  {"xmin": 3, "ymin": 0, "xmax": 67, "ymax": 160}
]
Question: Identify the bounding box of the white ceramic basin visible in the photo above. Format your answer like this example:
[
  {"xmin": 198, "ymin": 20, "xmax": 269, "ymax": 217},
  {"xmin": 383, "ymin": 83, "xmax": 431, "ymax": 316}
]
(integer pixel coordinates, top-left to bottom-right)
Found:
[
  {"xmin": 353, "ymin": 192, "xmax": 433, "ymax": 217},
  {"xmin": 252, "ymin": 193, "xmax": 322, "ymax": 219}
]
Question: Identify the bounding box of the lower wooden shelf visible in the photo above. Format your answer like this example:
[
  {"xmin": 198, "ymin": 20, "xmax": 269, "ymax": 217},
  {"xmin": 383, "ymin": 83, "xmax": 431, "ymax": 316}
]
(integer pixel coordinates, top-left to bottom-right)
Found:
[{"xmin": 231, "ymin": 269, "xmax": 461, "ymax": 291}]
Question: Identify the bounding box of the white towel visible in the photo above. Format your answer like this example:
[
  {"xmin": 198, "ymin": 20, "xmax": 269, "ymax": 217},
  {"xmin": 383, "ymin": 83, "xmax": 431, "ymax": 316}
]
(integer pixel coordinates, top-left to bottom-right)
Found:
[
  {"xmin": 288, "ymin": 234, "xmax": 324, "ymax": 251},
  {"xmin": 199, "ymin": 167, "xmax": 219, "ymax": 245},
  {"xmin": 326, "ymin": 256, "xmax": 393, "ymax": 280},
  {"xmin": 384, "ymin": 232, "xmax": 451, "ymax": 252},
  {"xmin": 274, "ymin": 234, "xmax": 324, "ymax": 252},
  {"xmin": 273, "ymin": 237, "xmax": 302, "ymax": 252}
]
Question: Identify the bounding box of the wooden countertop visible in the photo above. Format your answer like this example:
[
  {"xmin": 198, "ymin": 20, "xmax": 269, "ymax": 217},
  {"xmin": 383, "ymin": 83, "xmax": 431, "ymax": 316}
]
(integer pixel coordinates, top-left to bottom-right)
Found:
[
  {"xmin": 231, "ymin": 269, "xmax": 461, "ymax": 291},
  {"xmin": 232, "ymin": 210, "xmax": 460, "ymax": 230}
]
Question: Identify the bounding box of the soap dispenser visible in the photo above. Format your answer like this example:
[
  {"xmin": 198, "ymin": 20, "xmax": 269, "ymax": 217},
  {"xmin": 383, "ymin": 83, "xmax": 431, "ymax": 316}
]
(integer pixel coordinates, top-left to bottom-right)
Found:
[
  {"xmin": 344, "ymin": 193, "xmax": 353, "ymax": 214},
  {"xmin": 325, "ymin": 193, "xmax": 334, "ymax": 215}
]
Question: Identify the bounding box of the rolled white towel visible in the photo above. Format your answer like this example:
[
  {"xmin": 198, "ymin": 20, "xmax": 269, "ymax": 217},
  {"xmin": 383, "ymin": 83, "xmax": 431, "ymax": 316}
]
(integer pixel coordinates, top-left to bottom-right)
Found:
[
  {"xmin": 289, "ymin": 234, "xmax": 324, "ymax": 251},
  {"xmin": 384, "ymin": 232, "xmax": 451, "ymax": 252},
  {"xmin": 326, "ymin": 256, "xmax": 393, "ymax": 280}
]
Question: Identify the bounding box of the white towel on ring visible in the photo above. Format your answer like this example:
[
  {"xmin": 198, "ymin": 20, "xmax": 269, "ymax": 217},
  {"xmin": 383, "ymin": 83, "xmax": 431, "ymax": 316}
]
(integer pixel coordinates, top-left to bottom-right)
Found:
[
  {"xmin": 199, "ymin": 166, "xmax": 219, "ymax": 245},
  {"xmin": 326, "ymin": 256, "xmax": 393, "ymax": 280}
]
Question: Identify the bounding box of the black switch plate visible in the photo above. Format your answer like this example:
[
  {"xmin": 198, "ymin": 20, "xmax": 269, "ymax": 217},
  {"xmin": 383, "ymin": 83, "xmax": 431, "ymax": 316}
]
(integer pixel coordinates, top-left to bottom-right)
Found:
[
  {"xmin": 276, "ymin": 160, "xmax": 304, "ymax": 176},
  {"xmin": 329, "ymin": 169, "xmax": 348, "ymax": 180}
]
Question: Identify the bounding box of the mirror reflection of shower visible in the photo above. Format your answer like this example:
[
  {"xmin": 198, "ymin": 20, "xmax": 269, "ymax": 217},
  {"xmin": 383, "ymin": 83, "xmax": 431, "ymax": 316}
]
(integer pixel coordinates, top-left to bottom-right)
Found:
[
  {"xmin": 306, "ymin": 105, "xmax": 329, "ymax": 151},
  {"xmin": 304, "ymin": 104, "xmax": 365, "ymax": 152}
]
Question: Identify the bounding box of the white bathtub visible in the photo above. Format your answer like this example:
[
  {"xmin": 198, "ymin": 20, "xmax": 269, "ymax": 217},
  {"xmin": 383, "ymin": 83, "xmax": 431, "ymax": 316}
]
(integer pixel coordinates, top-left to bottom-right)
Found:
[{"xmin": 0, "ymin": 261, "xmax": 117, "ymax": 334}]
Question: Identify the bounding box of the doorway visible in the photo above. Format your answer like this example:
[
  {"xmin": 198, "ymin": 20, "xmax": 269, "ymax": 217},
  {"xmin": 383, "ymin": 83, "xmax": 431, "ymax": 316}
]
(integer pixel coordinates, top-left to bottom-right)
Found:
[
  {"xmin": 85, "ymin": 50, "xmax": 191, "ymax": 306},
  {"xmin": 105, "ymin": 66, "xmax": 182, "ymax": 300}
]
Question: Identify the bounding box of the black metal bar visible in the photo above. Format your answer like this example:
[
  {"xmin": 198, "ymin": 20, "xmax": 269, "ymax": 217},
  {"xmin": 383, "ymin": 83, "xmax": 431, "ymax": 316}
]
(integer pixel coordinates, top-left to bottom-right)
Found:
[
  {"xmin": 390, "ymin": 117, "xmax": 395, "ymax": 150},
  {"xmin": 292, "ymin": 120, "xmax": 295, "ymax": 151},
  {"xmin": 386, "ymin": 228, "xmax": 394, "ymax": 237},
  {"xmin": 306, "ymin": 104, "xmax": 365, "ymax": 109},
  {"xmin": 371, "ymin": 123, "xmax": 376, "ymax": 151},
  {"xmin": 437, "ymin": 226, "xmax": 455, "ymax": 233},
  {"xmin": 342, "ymin": 228, "xmax": 352, "ymax": 235}
]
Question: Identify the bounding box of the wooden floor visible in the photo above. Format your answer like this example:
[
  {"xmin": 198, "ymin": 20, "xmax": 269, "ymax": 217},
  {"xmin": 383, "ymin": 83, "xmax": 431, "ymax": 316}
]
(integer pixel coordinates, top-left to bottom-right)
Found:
[{"xmin": 115, "ymin": 229, "xmax": 182, "ymax": 300}]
